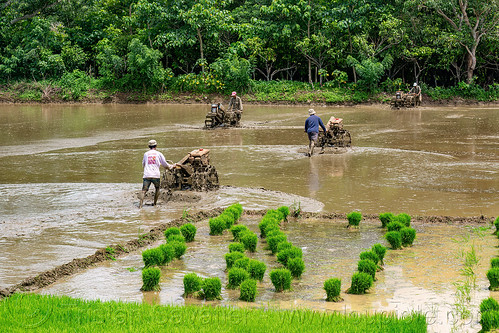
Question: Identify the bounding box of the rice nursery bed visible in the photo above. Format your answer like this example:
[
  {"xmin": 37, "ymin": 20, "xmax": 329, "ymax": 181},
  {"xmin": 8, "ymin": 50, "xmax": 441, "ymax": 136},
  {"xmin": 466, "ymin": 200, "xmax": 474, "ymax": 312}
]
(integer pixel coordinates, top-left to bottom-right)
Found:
[{"xmin": 28, "ymin": 210, "xmax": 498, "ymax": 332}]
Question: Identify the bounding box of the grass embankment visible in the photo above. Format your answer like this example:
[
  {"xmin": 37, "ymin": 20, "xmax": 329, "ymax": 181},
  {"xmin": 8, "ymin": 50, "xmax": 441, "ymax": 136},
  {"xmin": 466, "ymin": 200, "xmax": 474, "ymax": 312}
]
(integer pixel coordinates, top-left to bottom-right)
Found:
[{"xmin": 0, "ymin": 294, "xmax": 427, "ymax": 332}]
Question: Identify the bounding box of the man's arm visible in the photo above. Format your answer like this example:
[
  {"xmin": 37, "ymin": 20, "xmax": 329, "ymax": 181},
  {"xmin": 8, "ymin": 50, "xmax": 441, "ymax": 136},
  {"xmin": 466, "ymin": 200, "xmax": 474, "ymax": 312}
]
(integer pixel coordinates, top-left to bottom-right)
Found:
[
  {"xmin": 319, "ymin": 118, "xmax": 327, "ymax": 132},
  {"xmin": 158, "ymin": 153, "xmax": 174, "ymax": 170}
]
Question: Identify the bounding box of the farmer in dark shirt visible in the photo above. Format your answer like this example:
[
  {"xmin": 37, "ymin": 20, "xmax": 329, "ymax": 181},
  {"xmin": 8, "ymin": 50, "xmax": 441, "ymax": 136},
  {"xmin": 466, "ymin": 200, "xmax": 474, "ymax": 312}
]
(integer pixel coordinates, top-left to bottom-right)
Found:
[{"xmin": 304, "ymin": 109, "xmax": 326, "ymax": 157}]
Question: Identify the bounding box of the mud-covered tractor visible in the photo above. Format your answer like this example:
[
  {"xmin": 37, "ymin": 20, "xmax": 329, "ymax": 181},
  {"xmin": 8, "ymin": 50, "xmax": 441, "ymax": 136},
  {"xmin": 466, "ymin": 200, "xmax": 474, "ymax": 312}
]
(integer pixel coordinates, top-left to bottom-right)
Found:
[
  {"xmin": 318, "ymin": 117, "xmax": 352, "ymax": 148},
  {"xmin": 204, "ymin": 103, "xmax": 241, "ymax": 128},
  {"xmin": 161, "ymin": 148, "xmax": 219, "ymax": 191},
  {"xmin": 390, "ymin": 91, "xmax": 417, "ymax": 108}
]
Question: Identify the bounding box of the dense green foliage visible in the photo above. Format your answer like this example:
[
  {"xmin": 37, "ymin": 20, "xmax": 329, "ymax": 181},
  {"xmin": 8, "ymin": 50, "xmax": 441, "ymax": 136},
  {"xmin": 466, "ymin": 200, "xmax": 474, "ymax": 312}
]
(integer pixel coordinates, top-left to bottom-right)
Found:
[
  {"xmin": 487, "ymin": 268, "xmax": 499, "ymax": 291},
  {"xmin": 141, "ymin": 267, "xmax": 161, "ymax": 291},
  {"xmin": 202, "ymin": 277, "xmax": 222, "ymax": 301},
  {"xmin": 209, "ymin": 203, "xmax": 243, "ymax": 235},
  {"xmin": 142, "ymin": 248, "xmax": 164, "ymax": 267},
  {"xmin": 347, "ymin": 211, "xmax": 362, "ymax": 227},
  {"xmin": 359, "ymin": 251, "xmax": 379, "ymax": 265},
  {"xmin": 227, "ymin": 267, "xmax": 250, "ymax": 289},
  {"xmin": 387, "ymin": 221, "xmax": 405, "ymax": 232},
  {"xmin": 164, "ymin": 227, "xmax": 181, "ymax": 239},
  {"xmin": 267, "ymin": 233, "xmax": 288, "ymax": 254},
  {"xmin": 324, "ymin": 278, "xmax": 342, "ymax": 302},
  {"xmin": 0, "ymin": 294, "xmax": 428, "ymax": 332},
  {"xmin": 491, "ymin": 258, "xmax": 499, "ymax": 269},
  {"xmin": 224, "ymin": 252, "xmax": 245, "ymax": 270},
  {"xmin": 230, "ymin": 225, "xmax": 250, "ymax": 242},
  {"xmin": 180, "ymin": 223, "xmax": 197, "ymax": 242},
  {"xmin": 480, "ymin": 297, "xmax": 499, "ymax": 313},
  {"xmin": 270, "ymin": 269, "xmax": 292, "ymax": 292},
  {"xmin": 183, "ymin": 273, "xmax": 203, "ymax": 296},
  {"xmin": 395, "ymin": 213, "xmax": 411, "ymax": 227},
  {"xmin": 287, "ymin": 257, "xmax": 305, "ymax": 278},
  {"xmin": 379, "ymin": 213, "xmax": 396, "ymax": 228},
  {"xmin": 385, "ymin": 231, "xmax": 402, "ymax": 249},
  {"xmin": 240, "ymin": 231, "xmax": 258, "ymax": 252},
  {"xmin": 372, "ymin": 244, "xmax": 387, "ymax": 265},
  {"xmin": 400, "ymin": 227, "xmax": 416, "ymax": 247},
  {"xmin": 358, "ymin": 259, "xmax": 377, "ymax": 279},
  {"xmin": 158, "ymin": 243, "xmax": 175, "ymax": 265},
  {"xmin": 247, "ymin": 259, "xmax": 266, "ymax": 281},
  {"xmin": 228, "ymin": 242, "xmax": 245, "ymax": 253},
  {"xmin": 0, "ymin": 0, "xmax": 497, "ymax": 102},
  {"xmin": 349, "ymin": 272, "xmax": 373, "ymax": 294},
  {"xmin": 239, "ymin": 279, "xmax": 258, "ymax": 302},
  {"xmin": 276, "ymin": 246, "xmax": 303, "ymax": 266}
]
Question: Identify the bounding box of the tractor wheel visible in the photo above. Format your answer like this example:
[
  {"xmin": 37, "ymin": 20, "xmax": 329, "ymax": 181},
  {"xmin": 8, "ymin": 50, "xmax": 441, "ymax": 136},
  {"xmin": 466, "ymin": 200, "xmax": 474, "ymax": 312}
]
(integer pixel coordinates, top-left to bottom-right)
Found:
[
  {"xmin": 343, "ymin": 131, "xmax": 352, "ymax": 147},
  {"xmin": 161, "ymin": 169, "xmax": 177, "ymax": 190},
  {"xmin": 206, "ymin": 166, "xmax": 219, "ymax": 189}
]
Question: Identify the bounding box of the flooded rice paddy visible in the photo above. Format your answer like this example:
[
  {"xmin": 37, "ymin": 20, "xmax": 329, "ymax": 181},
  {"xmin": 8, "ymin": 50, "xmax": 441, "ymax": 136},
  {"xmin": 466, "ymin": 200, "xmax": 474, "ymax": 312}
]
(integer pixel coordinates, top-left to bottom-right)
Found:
[{"xmin": 1, "ymin": 103, "xmax": 498, "ymax": 331}]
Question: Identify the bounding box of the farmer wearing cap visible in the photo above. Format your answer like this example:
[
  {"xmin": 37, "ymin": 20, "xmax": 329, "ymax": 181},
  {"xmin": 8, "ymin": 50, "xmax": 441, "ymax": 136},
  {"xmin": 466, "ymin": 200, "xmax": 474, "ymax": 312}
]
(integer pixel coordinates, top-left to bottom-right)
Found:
[
  {"xmin": 304, "ymin": 109, "xmax": 326, "ymax": 157},
  {"xmin": 227, "ymin": 91, "xmax": 243, "ymax": 123},
  {"xmin": 139, "ymin": 139, "xmax": 175, "ymax": 208},
  {"xmin": 409, "ymin": 82, "xmax": 422, "ymax": 106}
]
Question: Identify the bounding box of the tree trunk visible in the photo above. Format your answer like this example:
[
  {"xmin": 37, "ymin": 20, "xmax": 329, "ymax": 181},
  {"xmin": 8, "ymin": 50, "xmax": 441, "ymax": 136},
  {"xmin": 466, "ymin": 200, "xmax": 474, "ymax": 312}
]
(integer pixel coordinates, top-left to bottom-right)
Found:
[{"xmin": 197, "ymin": 28, "xmax": 204, "ymax": 75}]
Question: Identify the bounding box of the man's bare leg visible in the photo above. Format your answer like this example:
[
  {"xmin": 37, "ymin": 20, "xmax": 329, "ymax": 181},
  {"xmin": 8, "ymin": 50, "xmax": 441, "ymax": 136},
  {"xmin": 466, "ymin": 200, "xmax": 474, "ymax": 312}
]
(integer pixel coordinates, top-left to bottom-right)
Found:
[{"xmin": 139, "ymin": 190, "xmax": 145, "ymax": 208}]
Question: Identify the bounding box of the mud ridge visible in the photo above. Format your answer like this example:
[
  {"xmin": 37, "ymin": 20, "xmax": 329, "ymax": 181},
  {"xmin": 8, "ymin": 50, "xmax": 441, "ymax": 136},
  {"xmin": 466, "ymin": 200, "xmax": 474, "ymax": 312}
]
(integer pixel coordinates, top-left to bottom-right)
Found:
[{"xmin": 0, "ymin": 209, "xmax": 494, "ymax": 300}]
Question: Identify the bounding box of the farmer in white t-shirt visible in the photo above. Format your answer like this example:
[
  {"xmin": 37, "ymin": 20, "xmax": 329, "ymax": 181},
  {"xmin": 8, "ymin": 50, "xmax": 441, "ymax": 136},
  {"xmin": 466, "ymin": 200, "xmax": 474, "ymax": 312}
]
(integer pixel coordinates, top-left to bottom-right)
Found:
[{"xmin": 139, "ymin": 139, "xmax": 175, "ymax": 208}]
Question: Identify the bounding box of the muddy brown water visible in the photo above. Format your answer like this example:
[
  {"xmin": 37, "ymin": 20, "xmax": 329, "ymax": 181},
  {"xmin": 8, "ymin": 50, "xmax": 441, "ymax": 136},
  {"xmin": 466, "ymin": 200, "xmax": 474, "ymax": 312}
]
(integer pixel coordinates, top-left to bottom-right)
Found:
[{"xmin": 1, "ymin": 104, "xmax": 498, "ymax": 331}]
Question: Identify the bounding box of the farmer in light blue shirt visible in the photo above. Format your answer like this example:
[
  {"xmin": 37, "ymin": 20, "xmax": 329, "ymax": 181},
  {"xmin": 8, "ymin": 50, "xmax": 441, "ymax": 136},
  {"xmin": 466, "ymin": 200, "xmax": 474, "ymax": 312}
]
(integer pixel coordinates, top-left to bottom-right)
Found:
[{"xmin": 304, "ymin": 109, "xmax": 326, "ymax": 157}]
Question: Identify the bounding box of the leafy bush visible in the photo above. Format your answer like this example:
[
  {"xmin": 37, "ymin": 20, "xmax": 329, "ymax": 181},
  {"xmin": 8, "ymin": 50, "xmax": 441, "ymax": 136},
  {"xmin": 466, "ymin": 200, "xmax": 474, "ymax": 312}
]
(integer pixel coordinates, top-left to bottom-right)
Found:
[
  {"xmin": 347, "ymin": 211, "xmax": 362, "ymax": 227},
  {"xmin": 241, "ymin": 232, "xmax": 258, "ymax": 252},
  {"xmin": 495, "ymin": 216, "xmax": 499, "ymax": 234},
  {"xmin": 209, "ymin": 217, "xmax": 226, "ymax": 235},
  {"xmin": 396, "ymin": 213, "xmax": 411, "ymax": 227},
  {"xmin": 385, "ymin": 231, "xmax": 402, "ymax": 249},
  {"xmin": 202, "ymin": 277, "xmax": 222, "ymax": 301},
  {"xmin": 487, "ymin": 268, "xmax": 499, "ymax": 291},
  {"xmin": 59, "ymin": 70, "xmax": 90, "ymax": 100},
  {"xmin": 358, "ymin": 259, "xmax": 377, "ymax": 279},
  {"xmin": 265, "ymin": 226, "xmax": 282, "ymax": 239},
  {"xmin": 210, "ymin": 54, "xmax": 252, "ymax": 94},
  {"xmin": 233, "ymin": 257, "xmax": 250, "ymax": 270},
  {"xmin": 481, "ymin": 297, "xmax": 499, "ymax": 313},
  {"xmin": 170, "ymin": 241, "xmax": 187, "ymax": 259},
  {"xmin": 258, "ymin": 217, "xmax": 279, "ymax": 238},
  {"xmin": 183, "ymin": 273, "xmax": 203, "ymax": 296},
  {"xmin": 277, "ymin": 242, "xmax": 293, "ymax": 253},
  {"xmin": 142, "ymin": 247, "xmax": 164, "ymax": 267},
  {"xmin": 227, "ymin": 267, "xmax": 250, "ymax": 289},
  {"xmin": 277, "ymin": 206, "xmax": 290, "ymax": 220},
  {"xmin": 141, "ymin": 267, "xmax": 161, "ymax": 291},
  {"xmin": 167, "ymin": 234, "xmax": 186, "ymax": 243},
  {"xmin": 230, "ymin": 225, "xmax": 250, "ymax": 241},
  {"xmin": 480, "ymin": 310, "xmax": 499, "ymax": 332},
  {"xmin": 270, "ymin": 269, "xmax": 292, "ymax": 292},
  {"xmin": 400, "ymin": 227, "xmax": 416, "ymax": 246},
  {"xmin": 387, "ymin": 221, "xmax": 405, "ymax": 232},
  {"xmin": 164, "ymin": 227, "xmax": 181, "ymax": 239},
  {"xmin": 180, "ymin": 223, "xmax": 197, "ymax": 242},
  {"xmin": 267, "ymin": 233, "xmax": 287, "ymax": 254},
  {"xmin": 491, "ymin": 258, "xmax": 499, "ymax": 268},
  {"xmin": 324, "ymin": 278, "xmax": 342, "ymax": 302},
  {"xmin": 359, "ymin": 251, "xmax": 379, "ymax": 265},
  {"xmin": 372, "ymin": 244, "xmax": 387, "ymax": 264},
  {"xmin": 225, "ymin": 252, "xmax": 245, "ymax": 270},
  {"xmin": 229, "ymin": 242, "xmax": 245, "ymax": 253},
  {"xmin": 348, "ymin": 272, "xmax": 373, "ymax": 294},
  {"xmin": 379, "ymin": 212, "xmax": 395, "ymax": 228},
  {"xmin": 158, "ymin": 243, "xmax": 175, "ymax": 265},
  {"xmin": 239, "ymin": 279, "xmax": 258, "ymax": 302},
  {"xmin": 247, "ymin": 259, "xmax": 266, "ymax": 281},
  {"xmin": 277, "ymin": 246, "xmax": 303, "ymax": 266},
  {"xmin": 287, "ymin": 257, "xmax": 305, "ymax": 278}
]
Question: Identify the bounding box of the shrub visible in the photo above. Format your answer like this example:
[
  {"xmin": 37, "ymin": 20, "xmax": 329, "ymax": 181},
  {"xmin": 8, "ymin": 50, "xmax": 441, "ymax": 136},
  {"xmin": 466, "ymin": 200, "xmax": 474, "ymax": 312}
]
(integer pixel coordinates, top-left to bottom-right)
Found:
[
  {"xmin": 385, "ymin": 231, "xmax": 402, "ymax": 249},
  {"xmin": 495, "ymin": 217, "xmax": 499, "ymax": 234},
  {"xmin": 183, "ymin": 273, "xmax": 202, "ymax": 296},
  {"xmin": 158, "ymin": 243, "xmax": 175, "ymax": 265},
  {"xmin": 164, "ymin": 227, "xmax": 181, "ymax": 239},
  {"xmin": 487, "ymin": 268, "xmax": 499, "ymax": 291},
  {"xmin": 379, "ymin": 212, "xmax": 395, "ymax": 228},
  {"xmin": 287, "ymin": 257, "xmax": 305, "ymax": 278},
  {"xmin": 491, "ymin": 258, "xmax": 499, "ymax": 268},
  {"xmin": 239, "ymin": 279, "xmax": 257, "ymax": 302},
  {"xmin": 180, "ymin": 223, "xmax": 197, "ymax": 242},
  {"xmin": 481, "ymin": 297, "xmax": 499, "ymax": 313},
  {"xmin": 227, "ymin": 267, "xmax": 250, "ymax": 289},
  {"xmin": 481, "ymin": 310, "xmax": 499, "ymax": 332},
  {"xmin": 170, "ymin": 241, "xmax": 187, "ymax": 259},
  {"xmin": 277, "ymin": 246, "xmax": 303, "ymax": 266},
  {"xmin": 209, "ymin": 217, "xmax": 226, "ymax": 235},
  {"xmin": 324, "ymin": 278, "xmax": 342, "ymax": 302},
  {"xmin": 229, "ymin": 242, "xmax": 245, "ymax": 253},
  {"xmin": 258, "ymin": 217, "xmax": 279, "ymax": 238},
  {"xmin": 225, "ymin": 252, "xmax": 245, "ymax": 270},
  {"xmin": 277, "ymin": 242, "xmax": 293, "ymax": 253},
  {"xmin": 247, "ymin": 259, "xmax": 266, "ymax": 281},
  {"xmin": 230, "ymin": 225, "xmax": 249, "ymax": 241},
  {"xmin": 220, "ymin": 214, "xmax": 235, "ymax": 229},
  {"xmin": 348, "ymin": 272, "xmax": 373, "ymax": 294},
  {"xmin": 372, "ymin": 244, "xmax": 387, "ymax": 264},
  {"xmin": 233, "ymin": 257, "xmax": 250, "ymax": 270},
  {"xmin": 269, "ymin": 269, "xmax": 292, "ymax": 292},
  {"xmin": 358, "ymin": 259, "xmax": 377, "ymax": 279},
  {"xmin": 400, "ymin": 227, "xmax": 416, "ymax": 246},
  {"xmin": 202, "ymin": 277, "xmax": 222, "ymax": 300},
  {"xmin": 347, "ymin": 211, "xmax": 362, "ymax": 227},
  {"xmin": 142, "ymin": 247, "xmax": 164, "ymax": 267},
  {"xmin": 141, "ymin": 267, "xmax": 161, "ymax": 291},
  {"xmin": 167, "ymin": 234, "xmax": 186, "ymax": 243},
  {"xmin": 241, "ymin": 232, "xmax": 258, "ymax": 252},
  {"xmin": 267, "ymin": 233, "xmax": 287, "ymax": 254},
  {"xmin": 359, "ymin": 251, "xmax": 379, "ymax": 265},
  {"xmin": 265, "ymin": 227, "xmax": 282, "ymax": 239},
  {"xmin": 396, "ymin": 213, "xmax": 411, "ymax": 227},
  {"xmin": 387, "ymin": 221, "xmax": 405, "ymax": 232},
  {"xmin": 277, "ymin": 206, "xmax": 290, "ymax": 220}
]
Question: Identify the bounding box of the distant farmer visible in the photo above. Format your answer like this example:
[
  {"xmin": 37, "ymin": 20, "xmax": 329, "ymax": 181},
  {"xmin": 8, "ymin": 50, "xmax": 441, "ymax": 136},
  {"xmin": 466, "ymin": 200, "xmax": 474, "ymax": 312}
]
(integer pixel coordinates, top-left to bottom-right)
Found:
[
  {"xmin": 409, "ymin": 82, "xmax": 422, "ymax": 106},
  {"xmin": 304, "ymin": 109, "xmax": 326, "ymax": 157},
  {"xmin": 227, "ymin": 91, "xmax": 243, "ymax": 122},
  {"xmin": 139, "ymin": 139, "xmax": 175, "ymax": 208}
]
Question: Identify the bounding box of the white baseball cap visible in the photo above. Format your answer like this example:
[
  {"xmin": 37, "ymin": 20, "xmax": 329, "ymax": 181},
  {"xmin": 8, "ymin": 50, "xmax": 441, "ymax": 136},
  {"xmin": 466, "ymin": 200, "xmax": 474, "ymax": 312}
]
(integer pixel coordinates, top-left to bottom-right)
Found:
[{"xmin": 148, "ymin": 139, "xmax": 157, "ymax": 146}]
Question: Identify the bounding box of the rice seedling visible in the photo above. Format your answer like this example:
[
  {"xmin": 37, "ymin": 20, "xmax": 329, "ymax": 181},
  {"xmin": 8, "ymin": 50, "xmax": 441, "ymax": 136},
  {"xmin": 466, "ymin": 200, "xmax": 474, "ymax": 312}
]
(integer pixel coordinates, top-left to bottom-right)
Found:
[
  {"xmin": 183, "ymin": 273, "xmax": 203, "ymax": 297},
  {"xmin": 230, "ymin": 225, "xmax": 249, "ymax": 241},
  {"xmin": 180, "ymin": 223, "xmax": 196, "ymax": 242},
  {"xmin": 228, "ymin": 242, "xmax": 245, "ymax": 253},
  {"xmin": 287, "ymin": 257, "xmax": 305, "ymax": 278},
  {"xmin": 270, "ymin": 269, "xmax": 292, "ymax": 292},
  {"xmin": 164, "ymin": 227, "xmax": 181, "ymax": 239},
  {"xmin": 348, "ymin": 272, "xmax": 373, "ymax": 294},
  {"xmin": 324, "ymin": 278, "xmax": 342, "ymax": 302},
  {"xmin": 400, "ymin": 227, "xmax": 416, "ymax": 246},
  {"xmin": 239, "ymin": 279, "xmax": 258, "ymax": 302},
  {"xmin": 346, "ymin": 211, "xmax": 362, "ymax": 227},
  {"xmin": 385, "ymin": 231, "xmax": 402, "ymax": 249},
  {"xmin": 141, "ymin": 267, "xmax": 161, "ymax": 291},
  {"xmin": 379, "ymin": 212, "xmax": 395, "ymax": 228},
  {"xmin": 247, "ymin": 259, "xmax": 266, "ymax": 281},
  {"xmin": 202, "ymin": 277, "xmax": 222, "ymax": 300},
  {"xmin": 225, "ymin": 252, "xmax": 245, "ymax": 270},
  {"xmin": 240, "ymin": 231, "xmax": 258, "ymax": 252},
  {"xmin": 227, "ymin": 267, "xmax": 250, "ymax": 289},
  {"xmin": 142, "ymin": 247, "xmax": 164, "ymax": 267}
]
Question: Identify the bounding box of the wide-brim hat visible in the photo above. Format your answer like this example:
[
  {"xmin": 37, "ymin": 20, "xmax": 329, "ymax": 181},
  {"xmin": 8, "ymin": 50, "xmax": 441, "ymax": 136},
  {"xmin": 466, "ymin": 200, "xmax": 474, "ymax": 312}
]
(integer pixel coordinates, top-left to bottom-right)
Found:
[
  {"xmin": 148, "ymin": 139, "xmax": 157, "ymax": 146},
  {"xmin": 308, "ymin": 109, "xmax": 316, "ymax": 115}
]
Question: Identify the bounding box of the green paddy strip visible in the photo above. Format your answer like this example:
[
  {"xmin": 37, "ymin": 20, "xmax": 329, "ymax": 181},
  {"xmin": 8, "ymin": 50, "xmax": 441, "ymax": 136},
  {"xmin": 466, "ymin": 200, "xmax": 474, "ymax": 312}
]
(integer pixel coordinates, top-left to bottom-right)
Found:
[{"xmin": 1, "ymin": 294, "xmax": 426, "ymax": 332}]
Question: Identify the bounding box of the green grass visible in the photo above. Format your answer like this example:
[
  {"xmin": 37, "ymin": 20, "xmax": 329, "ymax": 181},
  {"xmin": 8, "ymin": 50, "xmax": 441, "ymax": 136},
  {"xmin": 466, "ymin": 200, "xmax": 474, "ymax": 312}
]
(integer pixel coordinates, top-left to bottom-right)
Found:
[{"xmin": 0, "ymin": 294, "xmax": 427, "ymax": 332}]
